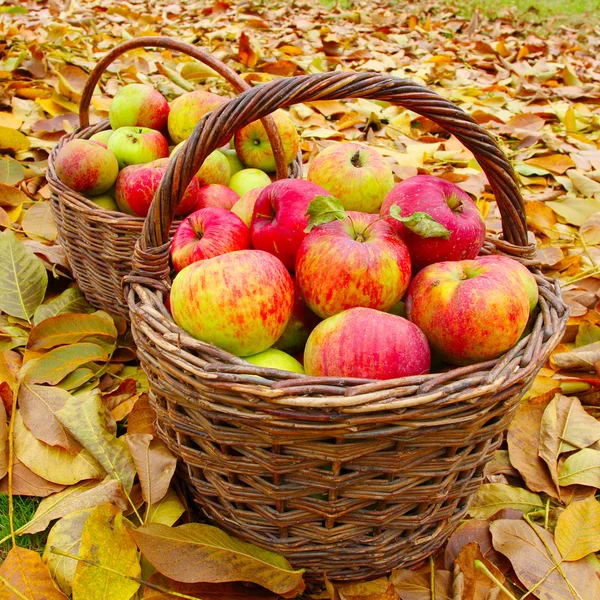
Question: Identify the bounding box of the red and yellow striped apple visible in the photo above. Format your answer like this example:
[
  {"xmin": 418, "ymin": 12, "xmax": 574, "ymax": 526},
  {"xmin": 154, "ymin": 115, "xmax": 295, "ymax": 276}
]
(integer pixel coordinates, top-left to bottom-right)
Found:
[
  {"xmin": 296, "ymin": 211, "xmax": 412, "ymax": 318},
  {"xmin": 231, "ymin": 186, "xmax": 265, "ymax": 227},
  {"xmin": 251, "ymin": 179, "xmax": 330, "ymax": 271},
  {"xmin": 405, "ymin": 259, "xmax": 530, "ymax": 366},
  {"xmin": 170, "ymin": 207, "xmax": 250, "ymax": 272},
  {"xmin": 304, "ymin": 307, "xmax": 430, "ymax": 379},
  {"xmin": 195, "ymin": 184, "xmax": 240, "ymax": 210},
  {"xmin": 168, "ymin": 90, "xmax": 227, "ymax": 145},
  {"xmin": 381, "ymin": 175, "xmax": 485, "ymax": 271},
  {"xmin": 109, "ymin": 84, "xmax": 170, "ymax": 131},
  {"xmin": 170, "ymin": 250, "xmax": 294, "ymax": 357},
  {"xmin": 307, "ymin": 142, "xmax": 394, "ymax": 213}
]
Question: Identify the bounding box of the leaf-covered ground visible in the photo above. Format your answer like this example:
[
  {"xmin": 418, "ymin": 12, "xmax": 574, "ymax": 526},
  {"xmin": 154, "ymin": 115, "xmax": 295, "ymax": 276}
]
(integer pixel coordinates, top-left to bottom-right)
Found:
[{"xmin": 2, "ymin": 0, "xmax": 600, "ymax": 598}]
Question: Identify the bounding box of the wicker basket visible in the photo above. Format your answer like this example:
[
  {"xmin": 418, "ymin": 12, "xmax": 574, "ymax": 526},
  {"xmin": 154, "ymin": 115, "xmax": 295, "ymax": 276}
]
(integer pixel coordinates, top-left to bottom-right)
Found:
[
  {"xmin": 46, "ymin": 37, "xmax": 302, "ymax": 318},
  {"xmin": 125, "ymin": 72, "xmax": 569, "ymax": 582}
]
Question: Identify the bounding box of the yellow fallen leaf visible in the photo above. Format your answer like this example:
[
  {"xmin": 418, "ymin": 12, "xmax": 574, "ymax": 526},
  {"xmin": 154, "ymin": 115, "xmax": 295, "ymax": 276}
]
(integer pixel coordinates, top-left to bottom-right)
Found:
[{"xmin": 525, "ymin": 154, "xmax": 576, "ymax": 174}]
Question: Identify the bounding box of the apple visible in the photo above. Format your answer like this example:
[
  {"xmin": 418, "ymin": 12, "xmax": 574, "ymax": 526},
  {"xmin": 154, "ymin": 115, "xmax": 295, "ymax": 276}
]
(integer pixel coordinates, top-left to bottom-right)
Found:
[
  {"xmin": 228, "ymin": 168, "xmax": 272, "ymax": 197},
  {"xmin": 251, "ymin": 179, "xmax": 330, "ymax": 271},
  {"xmin": 170, "ymin": 207, "xmax": 250, "ymax": 272},
  {"xmin": 196, "ymin": 150, "xmax": 230, "ymax": 187},
  {"xmin": 307, "ymin": 143, "xmax": 394, "ymax": 213},
  {"xmin": 107, "ymin": 127, "xmax": 169, "ymax": 169},
  {"xmin": 296, "ymin": 211, "xmax": 412, "ymax": 318},
  {"xmin": 170, "ymin": 250, "xmax": 294, "ymax": 356},
  {"xmin": 475, "ymin": 255, "xmax": 539, "ymax": 311},
  {"xmin": 168, "ymin": 90, "xmax": 227, "ymax": 145},
  {"xmin": 54, "ymin": 139, "xmax": 118, "ymax": 196},
  {"xmin": 244, "ymin": 348, "xmax": 305, "ymax": 374},
  {"xmin": 109, "ymin": 84, "xmax": 170, "ymax": 131},
  {"xmin": 234, "ymin": 109, "xmax": 299, "ymax": 172},
  {"xmin": 304, "ymin": 307, "xmax": 430, "ymax": 379},
  {"xmin": 195, "ymin": 184, "xmax": 240, "ymax": 211},
  {"xmin": 405, "ymin": 259, "xmax": 530, "ymax": 366},
  {"xmin": 90, "ymin": 193, "xmax": 118, "ymax": 211},
  {"xmin": 115, "ymin": 158, "xmax": 199, "ymax": 217},
  {"xmin": 273, "ymin": 277, "xmax": 320, "ymax": 354},
  {"xmin": 380, "ymin": 175, "xmax": 486, "ymax": 272},
  {"xmin": 89, "ymin": 130, "xmax": 113, "ymax": 146},
  {"xmin": 220, "ymin": 148, "xmax": 246, "ymax": 177},
  {"xmin": 231, "ymin": 187, "xmax": 265, "ymax": 227}
]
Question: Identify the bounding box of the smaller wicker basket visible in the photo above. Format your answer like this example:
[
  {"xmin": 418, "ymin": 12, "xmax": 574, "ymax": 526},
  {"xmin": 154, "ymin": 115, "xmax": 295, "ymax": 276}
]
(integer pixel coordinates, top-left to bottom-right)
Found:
[
  {"xmin": 46, "ymin": 37, "xmax": 302, "ymax": 318},
  {"xmin": 125, "ymin": 72, "xmax": 569, "ymax": 582}
]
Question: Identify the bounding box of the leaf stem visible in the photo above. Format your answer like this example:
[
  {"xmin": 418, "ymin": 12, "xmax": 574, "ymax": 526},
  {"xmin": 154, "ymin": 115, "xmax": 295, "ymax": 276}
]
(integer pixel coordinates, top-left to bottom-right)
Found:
[
  {"xmin": 544, "ymin": 497, "xmax": 550, "ymax": 530},
  {"xmin": 7, "ymin": 381, "xmax": 21, "ymax": 548},
  {"xmin": 429, "ymin": 556, "xmax": 435, "ymax": 600},
  {"xmin": 49, "ymin": 548, "xmax": 202, "ymax": 600},
  {"xmin": 473, "ymin": 560, "xmax": 518, "ymax": 600},
  {"xmin": 0, "ymin": 575, "xmax": 32, "ymax": 600}
]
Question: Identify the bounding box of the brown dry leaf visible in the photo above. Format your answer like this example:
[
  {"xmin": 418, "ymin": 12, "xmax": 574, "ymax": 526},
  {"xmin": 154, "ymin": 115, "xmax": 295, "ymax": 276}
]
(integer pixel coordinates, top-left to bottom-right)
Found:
[
  {"xmin": 239, "ymin": 32, "xmax": 259, "ymax": 68},
  {"xmin": 127, "ymin": 394, "xmax": 157, "ymax": 435},
  {"xmin": 102, "ymin": 378, "xmax": 137, "ymax": 411},
  {"xmin": 129, "ymin": 523, "xmax": 305, "ymax": 596},
  {"xmin": 21, "ymin": 202, "xmax": 58, "ymax": 242},
  {"xmin": 525, "ymin": 201, "xmax": 559, "ymax": 238},
  {"xmin": 506, "ymin": 395, "xmax": 558, "ymax": 498},
  {"xmin": 525, "ymin": 154, "xmax": 576, "ymax": 174},
  {"xmin": 552, "ymin": 342, "xmax": 600, "ymax": 370},
  {"xmin": 555, "ymin": 495, "xmax": 600, "ymax": 561},
  {"xmin": 0, "ymin": 457, "xmax": 66, "ymax": 497},
  {"xmin": 454, "ymin": 542, "xmax": 511, "ymax": 600},
  {"xmin": 491, "ymin": 519, "xmax": 600, "ymax": 599},
  {"xmin": 390, "ymin": 569, "xmax": 452, "ymax": 600},
  {"xmin": 338, "ymin": 577, "xmax": 398, "ymax": 600},
  {"xmin": 0, "ymin": 546, "xmax": 68, "ymax": 599},
  {"xmin": 125, "ymin": 433, "xmax": 177, "ymax": 505},
  {"xmin": 499, "ymin": 113, "xmax": 545, "ymax": 140}
]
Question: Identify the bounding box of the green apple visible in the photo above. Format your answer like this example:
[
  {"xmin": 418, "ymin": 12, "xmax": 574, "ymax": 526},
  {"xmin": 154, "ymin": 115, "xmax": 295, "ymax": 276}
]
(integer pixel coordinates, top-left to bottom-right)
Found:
[
  {"xmin": 90, "ymin": 193, "xmax": 119, "ymax": 211},
  {"xmin": 244, "ymin": 348, "xmax": 304, "ymax": 374},
  {"xmin": 107, "ymin": 127, "xmax": 169, "ymax": 169},
  {"xmin": 220, "ymin": 148, "xmax": 245, "ymax": 177},
  {"xmin": 89, "ymin": 130, "xmax": 114, "ymax": 147},
  {"xmin": 228, "ymin": 168, "xmax": 272, "ymax": 197}
]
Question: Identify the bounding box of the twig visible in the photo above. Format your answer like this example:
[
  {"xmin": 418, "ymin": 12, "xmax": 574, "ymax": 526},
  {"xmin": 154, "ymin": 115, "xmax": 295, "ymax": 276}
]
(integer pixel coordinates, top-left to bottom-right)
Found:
[
  {"xmin": 429, "ymin": 555, "xmax": 435, "ymax": 600},
  {"xmin": 7, "ymin": 382, "xmax": 21, "ymax": 548},
  {"xmin": 0, "ymin": 575, "xmax": 31, "ymax": 600}
]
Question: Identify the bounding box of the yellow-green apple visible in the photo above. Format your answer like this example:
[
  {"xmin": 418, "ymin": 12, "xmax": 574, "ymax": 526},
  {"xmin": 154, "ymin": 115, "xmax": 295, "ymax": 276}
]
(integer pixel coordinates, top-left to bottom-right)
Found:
[
  {"xmin": 109, "ymin": 84, "xmax": 170, "ymax": 131},
  {"xmin": 244, "ymin": 348, "xmax": 305, "ymax": 374},
  {"xmin": 405, "ymin": 259, "xmax": 530, "ymax": 366},
  {"xmin": 307, "ymin": 142, "xmax": 394, "ymax": 213},
  {"xmin": 170, "ymin": 250, "xmax": 294, "ymax": 356},
  {"xmin": 234, "ymin": 109, "xmax": 299, "ymax": 172},
  {"xmin": 380, "ymin": 175, "xmax": 485, "ymax": 271},
  {"xmin": 168, "ymin": 90, "xmax": 227, "ymax": 145},
  {"xmin": 231, "ymin": 186, "xmax": 265, "ymax": 227},
  {"xmin": 90, "ymin": 193, "xmax": 118, "ymax": 211},
  {"xmin": 220, "ymin": 148, "xmax": 245, "ymax": 176},
  {"xmin": 475, "ymin": 255, "xmax": 538, "ymax": 311},
  {"xmin": 273, "ymin": 277, "xmax": 320, "ymax": 354},
  {"xmin": 195, "ymin": 184, "xmax": 240, "ymax": 211},
  {"xmin": 115, "ymin": 158, "xmax": 199, "ymax": 217},
  {"xmin": 89, "ymin": 130, "xmax": 114, "ymax": 146},
  {"xmin": 107, "ymin": 127, "xmax": 168, "ymax": 169},
  {"xmin": 251, "ymin": 179, "xmax": 330, "ymax": 270},
  {"xmin": 228, "ymin": 168, "xmax": 271, "ymax": 197},
  {"xmin": 296, "ymin": 211, "xmax": 412, "ymax": 318},
  {"xmin": 170, "ymin": 207, "xmax": 250, "ymax": 272},
  {"xmin": 304, "ymin": 307, "xmax": 430, "ymax": 379},
  {"xmin": 196, "ymin": 150, "xmax": 230, "ymax": 186},
  {"xmin": 55, "ymin": 139, "xmax": 118, "ymax": 195}
]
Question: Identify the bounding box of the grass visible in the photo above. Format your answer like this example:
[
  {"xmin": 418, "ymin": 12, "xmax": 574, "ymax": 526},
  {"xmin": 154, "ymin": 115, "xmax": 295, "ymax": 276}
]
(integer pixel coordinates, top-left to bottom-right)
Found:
[{"xmin": 0, "ymin": 494, "xmax": 46, "ymax": 562}]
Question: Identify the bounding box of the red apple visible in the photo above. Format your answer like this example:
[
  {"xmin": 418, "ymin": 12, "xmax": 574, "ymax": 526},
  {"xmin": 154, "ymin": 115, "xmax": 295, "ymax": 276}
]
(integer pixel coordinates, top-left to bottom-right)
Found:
[
  {"xmin": 405, "ymin": 259, "xmax": 530, "ymax": 366},
  {"xmin": 115, "ymin": 159, "xmax": 199, "ymax": 217},
  {"xmin": 107, "ymin": 126, "xmax": 169, "ymax": 169},
  {"xmin": 168, "ymin": 90, "xmax": 227, "ymax": 145},
  {"xmin": 304, "ymin": 307, "xmax": 430, "ymax": 379},
  {"xmin": 234, "ymin": 110, "xmax": 299, "ymax": 173},
  {"xmin": 380, "ymin": 175, "xmax": 486, "ymax": 271},
  {"xmin": 196, "ymin": 150, "xmax": 230, "ymax": 187},
  {"xmin": 54, "ymin": 139, "xmax": 118, "ymax": 195},
  {"xmin": 250, "ymin": 179, "xmax": 330, "ymax": 271},
  {"xmin": 231, "ymin": 186, "xmax": 265, "ymax": 227},
  {"xmin": 109, "ymin": 84, "xmax": 170, "ymax": 131},
  {"xmin": 170, "ymin": 207, "xmax": 250, "ymax": 272},
  {"xmin": 273, "ymin": 277, "xmax": 321, "ymax": 354},
  {"xmin": 307, "ymin": 142, "xmax": 394, "ymax": 213},
  {"xmin": 195, "ymin": 185, "xmax": 240, "ymax": 211},
  {"xmin": 170, "ymin": 250, "xmax": 294, "ymax": 357},
  {"xmin": 296, "ymin": 211, "xmax": 412, "ymax": 318},
  {"xmin": 475, "ymin": 255, "xmax": 539, "ymax": 311}
]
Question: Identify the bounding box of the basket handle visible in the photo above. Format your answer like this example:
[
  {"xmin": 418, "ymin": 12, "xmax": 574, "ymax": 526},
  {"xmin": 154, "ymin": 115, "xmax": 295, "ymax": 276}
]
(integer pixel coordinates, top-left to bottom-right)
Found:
[
  {"xmin": 136, "ymin": 72, "xmax": 531, "ymax": 274},
  {"xmin": 78, "ymin": 36, "xmax": 289, "ymax": 180}
]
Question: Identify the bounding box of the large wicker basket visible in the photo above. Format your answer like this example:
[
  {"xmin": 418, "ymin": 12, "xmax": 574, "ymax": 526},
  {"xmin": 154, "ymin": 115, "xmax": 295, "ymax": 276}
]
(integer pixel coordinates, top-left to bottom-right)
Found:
[
  {"xmin": 126, "ymin": 72, "xmax": 569, "ymax": 582},
  {"xmin": 46, "ymin": 37, "xmax": 302, "ymax": 318}
]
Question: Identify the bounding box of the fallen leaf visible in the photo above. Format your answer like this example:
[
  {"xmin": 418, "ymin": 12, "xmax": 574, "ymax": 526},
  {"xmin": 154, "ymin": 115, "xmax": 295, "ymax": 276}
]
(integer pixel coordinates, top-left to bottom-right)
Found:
[
  {"xmin": 390, "ymin": 569, "xmax": 452, "ymax": 600},
  {"xmin": 568, "ymin": 169, "xmax": 600, "ymax": 197},
  {"xmin": 145, "ymin": 487, "xmax": 186, "ymax": 526},
  {"xmin": 21, "ymin": 202, "xmax": 58, "ymax": 242},
  {"xmin": 0, "ymin": 456, "xmax": 66, "ymax": 497},
  {"xmin": 0, "ymin": 125, "xmax": 31, "ymax": 152},
  {"xmin": 547, "ymin": 196, "xmax": 600, "ymax": 226},
  {"xmin": 525, "ymin": 154, "xmax": 576, "ymax": 174},
  {"xmin": 0, "ymin": 156, "xmax": 25, "ymax": 185},
  {"xmin": 468, "ymin": 483, "xmax": 544, "ymax": 519},
  {"xmin": 454, "ymin": 542, "xmax": 511, "ymax": 600},
  {"xmin": 129, "ymin": 522, "xmax": 305, "ymax": 596},
  {"xmin": 555, "ymin": 495, "xmax": 600, "ymax": 561},
  {"xmin": 558, "ymin": 448, "xmax": 600, "ymax": 487},
  {"xmin": 0, "ymin": 546, "xmax": 67, "ymax": 599},
  {"xmin": 238, "ymin": 31, "xmax": 259, "ymax": 67},
  {"xmin": 33, "ymin": 288, "xmax": 94, "ymax": 326},
  {"xmin": 72, "ymin": 503, "xmax": 141, "ymax": 600},
  {"xmin": 338, "ymin": 577, "xmax": 398, "ymax": 599}
]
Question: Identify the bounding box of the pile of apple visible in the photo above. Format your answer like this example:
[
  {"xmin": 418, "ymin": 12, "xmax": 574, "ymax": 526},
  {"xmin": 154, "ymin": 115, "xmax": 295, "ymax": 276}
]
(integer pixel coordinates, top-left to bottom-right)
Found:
[
  {"xmin": 54, "ymin": 83, "xmax": 299, "ymax": 219},
  {"xmin": 167, "ymin": 138, "xmax": 538, "ymax": 380}
]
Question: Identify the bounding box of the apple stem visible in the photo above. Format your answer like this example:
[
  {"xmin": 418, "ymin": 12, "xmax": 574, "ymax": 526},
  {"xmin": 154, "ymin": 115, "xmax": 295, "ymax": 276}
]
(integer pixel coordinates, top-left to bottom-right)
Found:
[
  {"xmin": 350, "ymin": 150, "xmax": 362, "ymax": 168},
  {"xmin": 446, "ymin": 193, "xmax": 463, "ymax": 212}
]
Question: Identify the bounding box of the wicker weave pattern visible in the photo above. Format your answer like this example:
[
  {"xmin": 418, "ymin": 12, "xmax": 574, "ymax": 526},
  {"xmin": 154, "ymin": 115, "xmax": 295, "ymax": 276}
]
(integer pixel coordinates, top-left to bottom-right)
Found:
[
  {"xmin": 126, "ymin": 73, "xmax": 569, "ymax": 581},
  {"xmin": 46, "ymin": 38, "xmax": 303, "ymax": 318}
]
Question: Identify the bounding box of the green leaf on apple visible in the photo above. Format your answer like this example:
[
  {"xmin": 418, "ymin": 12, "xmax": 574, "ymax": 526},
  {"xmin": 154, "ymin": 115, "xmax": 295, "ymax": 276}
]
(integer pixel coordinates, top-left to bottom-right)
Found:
[
  {"xmin": 304, "ymin": 195, "xmax": 348, "ymax": 233},
  {"xmin": 388, "ymin": 205, "xmax": 451, "ymax": 240}
]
